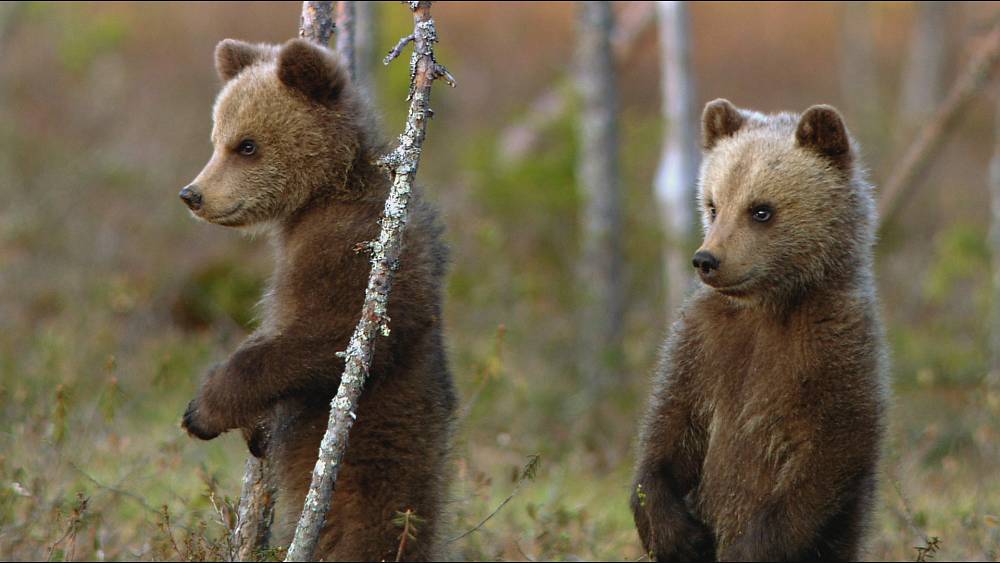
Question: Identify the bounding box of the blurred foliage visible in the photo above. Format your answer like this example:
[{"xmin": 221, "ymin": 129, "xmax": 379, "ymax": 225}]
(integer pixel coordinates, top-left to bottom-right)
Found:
[
  {"xmin": 171, "ymin": 260, "xmax": 265, "ymax": 332},
  {"xmin": 892, "ymin": 223, "xmax": 992, "ymax": 387}
]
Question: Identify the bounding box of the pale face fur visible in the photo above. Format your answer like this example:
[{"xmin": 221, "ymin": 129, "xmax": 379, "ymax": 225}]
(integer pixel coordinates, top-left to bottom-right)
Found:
[
  {"xmin": 695, "ymin": 101, "xmax": 875, "ymax": 305},
  {"xmin": 183, "ymin": 40, "xmax": 359, "ymax": 228}
]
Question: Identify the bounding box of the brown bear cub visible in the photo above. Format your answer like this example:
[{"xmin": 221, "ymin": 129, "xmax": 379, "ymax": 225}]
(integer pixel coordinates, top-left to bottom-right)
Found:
[
  {"xmin": 179, "ymin": 38, "xmax": 456, "ymax": 561},
  {"xmin": 630, "ymin": 100, "xmax": 888, "ymax": 561}
]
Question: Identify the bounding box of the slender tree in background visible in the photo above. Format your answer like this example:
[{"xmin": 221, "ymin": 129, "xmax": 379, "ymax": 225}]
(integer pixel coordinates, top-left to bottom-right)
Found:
[
  {"xmin": 840, "ymin": 2, "xmax": 882, "ymax": 155},
  {"xmin": 335, "ymin": 1, "xmax": 356, "ymax": 80},
  {"xmin": 899, "ymin": 1, "xmax": 952, "ymax": 133},
  {"xmin": 990, "ymin": 89, "xmax": 1000, "ymax": 391},
  {"xmin": 285, "ymin": 2, "xmax": 453, "ymax": 560},
  {"xmin": 575, "ymin": 1, "xmax": 624, "ymax": 396},
  {"xmin": 354, "ymin": 1, "xmax": 379, "ymax": 105},
  {"xmin": 654, "ymin": 0, "xmax": 698, "ymax": 320}
]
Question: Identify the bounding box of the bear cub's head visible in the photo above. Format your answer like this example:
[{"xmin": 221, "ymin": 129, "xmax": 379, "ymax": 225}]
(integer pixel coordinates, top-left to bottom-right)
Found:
[
  {"xmin": 693, "ymin": 99, "xmax": 875, "ymax": 303},
  {"xmin": 180, "ymin": 38, "xmax": 362, "ymax": 227}
]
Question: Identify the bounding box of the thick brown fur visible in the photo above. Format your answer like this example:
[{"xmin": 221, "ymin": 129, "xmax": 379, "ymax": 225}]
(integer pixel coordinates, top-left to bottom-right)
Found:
[
  {"xmin": 180, "ymin": 38, "xmax": 456, "ymax": 561},
  {"xmin": 631, "ymin": 99, "xmax": 888, "ymax": 561}
]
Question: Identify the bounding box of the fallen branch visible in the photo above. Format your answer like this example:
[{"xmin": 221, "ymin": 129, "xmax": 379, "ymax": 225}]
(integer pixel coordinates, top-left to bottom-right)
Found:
[
  {"xmin": 878, "ymin": 20, "xmax": 1000, "ymax": 229},
  {"xmin": 284, "ymin": 2, "xmax": 454, "ymax": 560}
]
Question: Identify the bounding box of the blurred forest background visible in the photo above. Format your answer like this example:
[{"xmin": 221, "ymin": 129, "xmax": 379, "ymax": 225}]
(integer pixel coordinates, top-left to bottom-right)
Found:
[{"xmin": 2, "ymin": 1, "xmax": 1000, "ymax": 561}]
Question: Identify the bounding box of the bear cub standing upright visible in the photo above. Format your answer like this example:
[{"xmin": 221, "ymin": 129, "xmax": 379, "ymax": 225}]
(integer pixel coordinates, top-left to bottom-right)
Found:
[
  {"xmin": 630, "ymin": 99, "xmax": 888, "ymax": 561},
  {"xmin": 179, "ymin": 38, "xmax": 456, "ymax": 561}
]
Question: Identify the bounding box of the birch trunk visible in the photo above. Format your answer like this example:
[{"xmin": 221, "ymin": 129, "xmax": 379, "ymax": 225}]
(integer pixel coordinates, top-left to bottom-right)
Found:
[
  {"xmin": 576, "ymin": 1, "xmax": 624, "ymax": 394},
  {"xmin": 840, "ymin": 2, "xmax": 882, "ymax": 153},
  {"xmin": 989, "ymin": 90, "xmax": 1000, "ymax": 389},
  {"xmin": 900, "ymin": 2, "xmax": 952, "ymax": 132},
  {"xmin": 655, "ymin": 0, "xmax": 698, "ymax": 320},
  {"xmin": 284, "ymin": 2, "xmax": 453, "ymax": 560},
  {"xmin": 354, "ymin": 1, "xmax": 378, "ymax": 104},
  {"xmin": 335, "ymin": 0, "xmax": 356, "ymax": 80}
]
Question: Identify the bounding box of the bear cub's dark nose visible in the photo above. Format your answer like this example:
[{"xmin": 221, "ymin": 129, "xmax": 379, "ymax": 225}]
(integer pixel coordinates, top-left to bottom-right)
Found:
[
  {"xmin": 179, "ymin": 185, "xmax": 203, "ymax": 211},
  {"xmin": 692, "ymin": 250, "xmax": 720, "ymax": 275}
]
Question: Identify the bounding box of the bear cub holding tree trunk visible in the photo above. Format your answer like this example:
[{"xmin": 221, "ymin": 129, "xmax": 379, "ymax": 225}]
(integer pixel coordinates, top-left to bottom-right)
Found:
[
  {"xmin": 179, "ymin": 38, "xmax": 456, "ymax": 561},
  {"xmin": 631, "ymin": 99, "xmax": 888, "ymax": 561}
]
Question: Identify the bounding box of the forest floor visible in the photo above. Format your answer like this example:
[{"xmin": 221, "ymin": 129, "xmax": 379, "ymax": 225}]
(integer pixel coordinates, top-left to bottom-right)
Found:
[{"xmin": 1, "ymin": 299, "xmax": 997, "ymax": 561}]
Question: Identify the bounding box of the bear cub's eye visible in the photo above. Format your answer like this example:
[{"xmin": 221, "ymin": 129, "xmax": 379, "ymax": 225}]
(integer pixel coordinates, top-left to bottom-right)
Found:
[
  {"xmin": 751, "ymin": 205, "xmax": 774, "ymax": 223},
  {"xmin": 237, "ymin": 139, "xmax": 257, "ymax": 156},
  {"xmin": 707, "ymin": 203, "xmax": 717, "ymax": 221}
]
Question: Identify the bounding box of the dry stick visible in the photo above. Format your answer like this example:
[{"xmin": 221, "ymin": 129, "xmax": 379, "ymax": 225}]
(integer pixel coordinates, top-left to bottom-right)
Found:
[
  {"xmin": 878, "ymin": 21, "xmax": 1000, "ymax": 230},
  {"xmin": 336, "ymin": 0, "xmax": 356, "ymax": 80},
  {"xmin": 284, "ymin": 2, "xmax": 454, "ymax": 561},
  {"xmin": 498, "ymin": 1, "xmax": 654, "ymax": 164}
]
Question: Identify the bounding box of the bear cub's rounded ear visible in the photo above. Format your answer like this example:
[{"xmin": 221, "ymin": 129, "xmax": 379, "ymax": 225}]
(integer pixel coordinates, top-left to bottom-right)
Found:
[
  {"xmin": 215, "ymin": 39, "xmax": 275, "ymax": 82},
  {"xmin": 702, "ymin": 99, "xmax": 746, "ymax": 150},
  {"xmin": 795, "ymin": 105, "xmax": 852, "ymax": 168},
  {"xmin": 277, "ymin": 39, "xmax": 349, "ymax": 106}
]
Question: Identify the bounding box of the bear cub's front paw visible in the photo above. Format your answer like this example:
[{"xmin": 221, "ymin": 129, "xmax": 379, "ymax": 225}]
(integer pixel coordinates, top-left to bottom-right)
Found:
[{"xmin": 181, "ymin": 398, "xmax": 224, "ymax": 440}]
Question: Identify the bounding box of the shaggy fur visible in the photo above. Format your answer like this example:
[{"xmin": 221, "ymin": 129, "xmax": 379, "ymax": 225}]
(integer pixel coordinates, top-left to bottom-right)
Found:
[
  {"xmin": 630, "ymin": 99, "xmax": 888, "ymax": 561},
  {"xmin": 180, "ymin": 38, "xmax": 456, "ymax": 561}
]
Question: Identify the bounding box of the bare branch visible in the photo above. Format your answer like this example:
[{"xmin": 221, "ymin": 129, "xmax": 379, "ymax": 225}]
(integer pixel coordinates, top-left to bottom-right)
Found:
[
  {"xmin": 284, "ymin": 2, "xmax": 453, "ymax": 560},
  {"xmin": 384, "ymin": 34, "xmax": 414, "ymax": 65},
  {"xmin": 879, "ymin": 21, "xmax": 1000, "ymax": 229}
]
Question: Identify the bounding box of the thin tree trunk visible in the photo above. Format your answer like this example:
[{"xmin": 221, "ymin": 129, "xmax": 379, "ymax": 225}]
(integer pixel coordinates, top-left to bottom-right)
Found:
[
  {"xmin": 840, "ymin": 2, "xmax": 882, "ymax": 154},
  {"xmin": 499, "ymin": 1, "xmax": 654, "ymax": 165},
  {"xmin": 336, "ymin": 1, "xmax": 356, "ymax": 80},
  {"xmin": 299, "ymin": 0, "xmax": 335, "ymax": 46},
  {"xmin": 989, "ymin": 89, "xmax": 1000, "ymax": 388},
  {"xmin": 655, "ymin": 0, "xmax": 698, "ymax": 321},
  {"xmin": 354, "ymin": 1, "xmax": 378, "ymax": 104},
  {"xmin": 899, "ymin": 2, "xmax": 952, "ymax": 132},
  {"xmin": 879, "ymin": 21, "xmax": 1000, "ymax": 229},
  {"xmin": 231, "ymin": 457, "xmax": 276, "ymax": 562},
  {"xmin": 576, "ymin": 1, "xmax": 624, "ymax": 395},
  {"xmin": 284, "ymin": 2, "xmax": 453, "ymax": 560}
]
